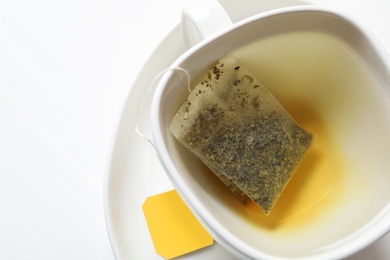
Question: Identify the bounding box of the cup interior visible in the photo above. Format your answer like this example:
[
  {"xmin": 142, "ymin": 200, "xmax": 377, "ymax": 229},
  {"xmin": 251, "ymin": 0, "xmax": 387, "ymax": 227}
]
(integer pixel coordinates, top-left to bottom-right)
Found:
[{"xmin": 152, "ymin": 7, "xmax": 390, "ymax": 259}]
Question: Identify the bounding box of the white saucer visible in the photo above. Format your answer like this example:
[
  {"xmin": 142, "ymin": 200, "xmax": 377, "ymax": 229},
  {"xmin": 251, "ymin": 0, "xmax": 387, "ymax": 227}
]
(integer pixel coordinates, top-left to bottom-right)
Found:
[{"xmin": 103, "ymin": 1, "xmax": 390, "ymax": 259}]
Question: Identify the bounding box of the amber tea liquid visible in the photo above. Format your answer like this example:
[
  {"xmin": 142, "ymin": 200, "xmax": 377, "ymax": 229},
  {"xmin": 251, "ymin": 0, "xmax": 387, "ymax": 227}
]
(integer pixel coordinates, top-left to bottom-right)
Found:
[{"xmin": 225, "ymin": 31, "xmax": 390, "ymax": 237}]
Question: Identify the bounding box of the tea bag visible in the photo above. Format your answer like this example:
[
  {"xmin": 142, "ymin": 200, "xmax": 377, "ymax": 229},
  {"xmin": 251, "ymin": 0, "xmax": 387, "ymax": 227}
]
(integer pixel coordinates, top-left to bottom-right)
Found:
[{"xmin": 170, "ymin": 57, "xmax": 313, "ymax": 214}]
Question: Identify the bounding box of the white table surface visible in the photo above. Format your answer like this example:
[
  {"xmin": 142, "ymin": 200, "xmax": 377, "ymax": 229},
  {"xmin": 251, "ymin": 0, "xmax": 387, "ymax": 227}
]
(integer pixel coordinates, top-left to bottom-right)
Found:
[{"xmin": 1, "ymin": 0, "xmax": 390, "ymax": 259}]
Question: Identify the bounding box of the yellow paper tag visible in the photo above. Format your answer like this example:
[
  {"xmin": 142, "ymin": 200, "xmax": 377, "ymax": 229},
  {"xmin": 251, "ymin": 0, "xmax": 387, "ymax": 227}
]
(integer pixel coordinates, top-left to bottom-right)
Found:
[{"xmin": 142, "ymin": 189, "xmax": 214, "ymax": 259}]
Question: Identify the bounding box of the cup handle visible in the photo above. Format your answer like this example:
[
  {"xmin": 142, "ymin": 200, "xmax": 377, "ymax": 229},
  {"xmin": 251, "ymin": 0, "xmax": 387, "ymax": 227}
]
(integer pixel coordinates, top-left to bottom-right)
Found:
[{"xmin": 182, "ymin": 0, "xmax": 233, "ymax": 49}]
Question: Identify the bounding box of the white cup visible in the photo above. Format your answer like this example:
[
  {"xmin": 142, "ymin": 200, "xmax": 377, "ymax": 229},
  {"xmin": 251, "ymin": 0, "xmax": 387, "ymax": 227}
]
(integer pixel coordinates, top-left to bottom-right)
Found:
[{"xmin": 151, "ymin": 1, "xmax": 390, "ymax": 259}]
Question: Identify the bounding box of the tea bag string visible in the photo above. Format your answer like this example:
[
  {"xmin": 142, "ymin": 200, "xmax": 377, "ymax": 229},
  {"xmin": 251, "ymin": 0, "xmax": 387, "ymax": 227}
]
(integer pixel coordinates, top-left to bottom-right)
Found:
[{"xmin": 135, "ymin": 67, "xmax": 192, "ymax": 148}]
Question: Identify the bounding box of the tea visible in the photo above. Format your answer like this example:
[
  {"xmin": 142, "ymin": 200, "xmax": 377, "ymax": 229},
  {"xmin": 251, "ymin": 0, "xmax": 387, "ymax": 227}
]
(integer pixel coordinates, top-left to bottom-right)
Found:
[{"xmin": 227, "ymin": 31, "xmax": 390, "ymax": 235}]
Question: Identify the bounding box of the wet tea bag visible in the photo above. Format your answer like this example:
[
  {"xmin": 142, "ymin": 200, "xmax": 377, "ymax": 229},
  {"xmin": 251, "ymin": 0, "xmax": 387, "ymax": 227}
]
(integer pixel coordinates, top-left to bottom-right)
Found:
[{"xmin": 170, "ymin": 57, "xmax": 313, "ymax": 214}]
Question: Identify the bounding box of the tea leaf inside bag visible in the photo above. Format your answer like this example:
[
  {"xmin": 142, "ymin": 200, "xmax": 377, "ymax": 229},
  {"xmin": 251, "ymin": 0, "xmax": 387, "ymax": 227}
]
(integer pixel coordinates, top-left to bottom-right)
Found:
[{"xmin": 170, "ymin": 57, "xmax": 313, "ymax": 214}]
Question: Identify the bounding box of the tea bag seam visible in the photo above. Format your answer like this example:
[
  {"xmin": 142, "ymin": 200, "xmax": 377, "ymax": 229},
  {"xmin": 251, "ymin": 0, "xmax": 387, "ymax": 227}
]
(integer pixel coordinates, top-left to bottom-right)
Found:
[{"xmin": 135, "ymin": 66, "xmax": 192, "ymax": 149}]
